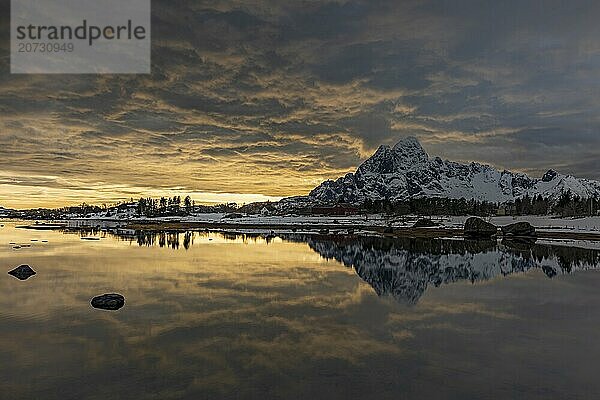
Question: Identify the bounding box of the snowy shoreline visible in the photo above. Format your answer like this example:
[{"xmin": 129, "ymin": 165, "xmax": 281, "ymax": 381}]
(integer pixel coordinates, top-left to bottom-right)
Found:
[
  {"xmin": 55, "ymin": 213, "xmax": 600, "ymax": 233},
  {"xmin": 7, "ymin": 213, "xmax": 600, "ymax": 250}
]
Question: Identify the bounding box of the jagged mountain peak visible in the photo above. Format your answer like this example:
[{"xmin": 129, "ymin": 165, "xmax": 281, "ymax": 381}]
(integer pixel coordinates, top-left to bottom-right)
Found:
[
  {"xmin": 393, "ymin": 136, "xmax": 425, "ymax": 152},
  {"xmin": 357, "ymin": 137, "xmax": 429, "ymax": 175},
  {"xmin": 393, "ymin": 136, "xmax": 429, "ymax": 165},
  {"xmin": 287, "ymin": 137, "xmax": 600, "ymax": 207}
]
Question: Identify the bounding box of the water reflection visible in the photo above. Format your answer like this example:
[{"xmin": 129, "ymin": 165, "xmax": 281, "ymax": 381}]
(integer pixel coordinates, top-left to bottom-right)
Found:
[
  {"xmin": 79, "ymin": 227, "xmax": 600, "ymax": 305},
  {"xmin": 298, "ymin": 235, "xmax": 600, "ymax": 304},
  {"xmin": 4, "ymin": 222, "xmax": 600, "ymax": 399}
]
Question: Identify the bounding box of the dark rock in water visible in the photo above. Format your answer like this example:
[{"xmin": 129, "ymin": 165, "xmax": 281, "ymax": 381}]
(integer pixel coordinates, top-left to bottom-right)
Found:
[
  {"xmin": 413, "ymin": 218, "xmax": 437, "ymax": 228},
  {"xmin": 8, "ymin": 264, "xmax": 36, "ymax": 280},
  {"xmin": 91, "ymin": 293, "xmax": 125, "ymax": 311},
  {"xmin": 501, "ymin": 221, "xmax": 536, "ymax": 237},
  {"xmin": 464, "ymin": 217, "xmax": 497, "ymax": 238}
]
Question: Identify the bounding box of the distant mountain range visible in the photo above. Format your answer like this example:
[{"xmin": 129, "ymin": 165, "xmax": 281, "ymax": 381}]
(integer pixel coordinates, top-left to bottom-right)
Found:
[{"xmin": 281, "ymin": 137, "xmax": 600, "ymax": 208}]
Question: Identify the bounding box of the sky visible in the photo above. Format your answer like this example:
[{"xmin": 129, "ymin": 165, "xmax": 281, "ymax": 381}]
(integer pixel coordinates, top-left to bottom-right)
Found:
[{"xmin": 1, "ymin": 0, "xmax": 600, "ymax": 209}]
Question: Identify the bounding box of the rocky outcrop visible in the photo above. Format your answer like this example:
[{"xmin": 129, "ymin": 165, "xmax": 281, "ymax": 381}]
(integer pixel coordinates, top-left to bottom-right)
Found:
[
  {"xmin": 91, "ymin": 293, "xmax": 125, "ymax": 311},
  {"xmin": 464, "ymin": 217, "xmax": 497, "ymax": 238},
  {"xmin": 8, "ymin": 264, "xmax": 36, "ymax": 280}
]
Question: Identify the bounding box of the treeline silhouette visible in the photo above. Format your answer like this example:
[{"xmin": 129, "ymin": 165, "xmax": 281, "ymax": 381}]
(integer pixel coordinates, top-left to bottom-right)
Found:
[
  {"xmin": 360, "ymin": 192, "xmax": 599, "ymax": 217},
  {"xmin": 8, "ymin": 190, "xmax": 599, "ymax": 220},
  {"xmin": 133, "ymin": 196, "xmax": 237, "ymax": 217}
]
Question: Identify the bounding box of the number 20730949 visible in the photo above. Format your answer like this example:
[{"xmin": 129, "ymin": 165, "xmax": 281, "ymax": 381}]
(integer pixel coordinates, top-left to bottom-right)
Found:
[{"xmin": 18, "ymin": 42, "xmax": 74, "ymax": 53}]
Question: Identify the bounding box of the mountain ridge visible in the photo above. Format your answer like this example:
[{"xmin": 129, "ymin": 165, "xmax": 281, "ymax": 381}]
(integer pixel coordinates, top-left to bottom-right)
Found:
[{"xmin": 280, "ymin": 136, "xmax": 600, "ymax": 208}]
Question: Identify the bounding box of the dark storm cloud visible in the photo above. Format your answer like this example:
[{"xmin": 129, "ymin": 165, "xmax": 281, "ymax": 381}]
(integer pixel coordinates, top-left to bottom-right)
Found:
[
  {"xmin": 1, "ymin": 0, "xmax": 600, "ymax": 207},
  {"xmin": 311, "ymin": 40, "xmax": 440, "ymax": 90},
  {"xmin": 280, "ymin": 1, "xmax": 368, "ymax": 41},
  {"xmin": 341, "ymin": 111, "xmax": 393, "ymax": 147}
]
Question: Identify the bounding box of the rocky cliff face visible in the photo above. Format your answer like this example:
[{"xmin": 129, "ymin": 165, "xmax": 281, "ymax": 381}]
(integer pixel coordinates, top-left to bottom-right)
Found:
[{"xmin": 281, "ymin": 137, "xmax": 600, "ymax": 208}]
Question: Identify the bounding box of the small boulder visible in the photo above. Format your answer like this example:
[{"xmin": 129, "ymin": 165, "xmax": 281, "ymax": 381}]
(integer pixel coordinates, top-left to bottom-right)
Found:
[
  {"xmin": 91, "ymin": 293, "xmax": 125, "ymax": 311},
  {"xmin": 413, "ymin": 218, "xmax": 437, "ymax": 228},
  {"xmin": 8, "ymin": 264, "xmax": 36, "ymax": 280},
  {"xmin": 501, "ymin": 221, "xmax": 536, "ymax": 237},
  {"xmin": 464, "ymin": 217, "xmax": 497, "ymax": 238}
]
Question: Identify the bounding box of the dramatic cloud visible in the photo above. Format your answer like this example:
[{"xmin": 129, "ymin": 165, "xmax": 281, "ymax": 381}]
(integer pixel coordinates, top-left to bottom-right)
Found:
[{"xmin": 1, "ymin": 0, "xmax": 599, "ymax": 207}]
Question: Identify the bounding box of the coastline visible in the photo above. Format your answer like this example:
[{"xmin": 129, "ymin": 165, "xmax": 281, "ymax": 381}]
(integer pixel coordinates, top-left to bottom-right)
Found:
[
  {"xmin": 123, "ymin": 221, "xmax": 600, "ymax": 242},
  {"xmin": 10, "ymin": 214, "xmax": 600, "ymax": 242}
]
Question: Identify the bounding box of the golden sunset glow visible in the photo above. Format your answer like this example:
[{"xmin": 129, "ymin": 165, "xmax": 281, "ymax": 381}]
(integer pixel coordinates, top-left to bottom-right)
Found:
[{"xmin": 2, "ymin": 1, "xmax": 600, "ymax": 209}]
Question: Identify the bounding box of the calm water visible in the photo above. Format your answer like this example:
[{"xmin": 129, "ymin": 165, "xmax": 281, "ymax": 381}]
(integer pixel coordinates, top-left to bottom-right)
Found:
[{"xmin": 2, "ymin": 221, "xmax": 600, "ymax": 399}]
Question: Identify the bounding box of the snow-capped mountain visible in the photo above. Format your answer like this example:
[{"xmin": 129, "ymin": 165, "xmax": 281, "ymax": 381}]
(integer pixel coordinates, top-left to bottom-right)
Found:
[{"xmin": 283, "ymin": 137, "xmax": 600, "ymax": 207}]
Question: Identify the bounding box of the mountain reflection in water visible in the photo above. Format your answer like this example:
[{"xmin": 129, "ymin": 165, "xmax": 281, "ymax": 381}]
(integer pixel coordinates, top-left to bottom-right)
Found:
[
  {"xmin": 75, "ymin": 227, "xmax": 600, "ymax": 305},
  {"xmin": 302, "ymin": 236, "xmax": 600, "ymax": 304}
]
